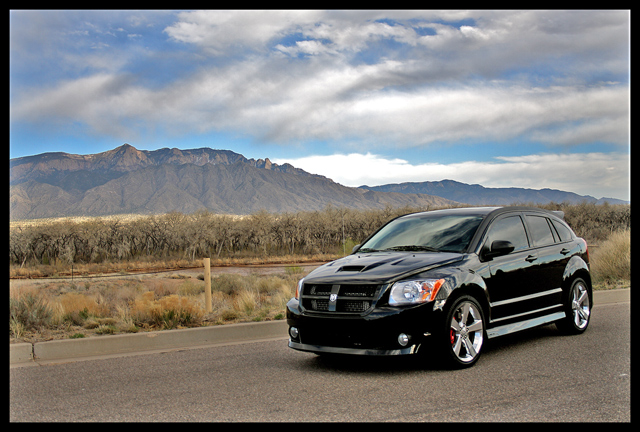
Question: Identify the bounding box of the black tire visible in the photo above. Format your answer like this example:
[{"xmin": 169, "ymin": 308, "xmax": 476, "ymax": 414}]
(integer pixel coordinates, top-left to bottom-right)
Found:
[
  {"xmin": 436, "ymin": 295, "xmax": 486, "ymax": 369},
  {"xmin": 556, "ymin": 277, "xmax": 592, "ymax": 335}
]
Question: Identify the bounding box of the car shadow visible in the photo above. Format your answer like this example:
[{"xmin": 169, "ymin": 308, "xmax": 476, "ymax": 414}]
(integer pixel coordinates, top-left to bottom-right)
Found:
[{"xmin": 294, "ymin": 324, "xmax": 564, "ymax": 373}]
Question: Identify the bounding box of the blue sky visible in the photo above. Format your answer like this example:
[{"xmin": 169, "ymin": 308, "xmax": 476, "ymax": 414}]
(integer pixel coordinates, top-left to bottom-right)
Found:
[{"xmin": 9, "ymin": 10, "xmax": 630, "ymax": 200}]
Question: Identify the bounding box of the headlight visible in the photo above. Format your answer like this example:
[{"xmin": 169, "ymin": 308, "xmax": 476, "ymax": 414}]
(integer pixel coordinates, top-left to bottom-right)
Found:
[
  {"xmin": 295, "ymin": 278, "xmax": 304, "ymax": 300},
  {"xmin": 388, "ymin": 278, "xmax": 445, "ymax": 306}
]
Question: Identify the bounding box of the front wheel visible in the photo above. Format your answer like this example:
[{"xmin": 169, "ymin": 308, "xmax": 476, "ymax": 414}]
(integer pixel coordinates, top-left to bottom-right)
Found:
[
  {"xmin": 437, "ymin": 295, "xmax": 485, "ymax": 368},
  {"xmin": 556, "ymin": 277, "xmax": 592, "ymax": 334}
]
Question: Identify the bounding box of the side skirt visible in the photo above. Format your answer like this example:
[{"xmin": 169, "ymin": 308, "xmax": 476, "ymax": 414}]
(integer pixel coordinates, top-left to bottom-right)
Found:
[{"xmin": 486, "ymin": 311, "xmax": 566, "ymax": 339}]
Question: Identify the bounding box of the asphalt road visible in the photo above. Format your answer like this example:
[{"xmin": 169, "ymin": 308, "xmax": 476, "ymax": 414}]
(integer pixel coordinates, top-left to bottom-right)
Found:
[{"xmin": 10, "ymin": 302, "xmax": 629, "ymax": 422}]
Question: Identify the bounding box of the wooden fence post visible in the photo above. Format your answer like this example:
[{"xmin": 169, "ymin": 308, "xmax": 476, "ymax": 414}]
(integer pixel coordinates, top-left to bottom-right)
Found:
[{"xmin": 204, "ymin": 258, "xmax": 212, "ymax": 313}]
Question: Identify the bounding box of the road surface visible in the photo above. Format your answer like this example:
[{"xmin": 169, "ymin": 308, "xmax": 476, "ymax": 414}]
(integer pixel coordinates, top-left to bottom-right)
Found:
[{"xmin": 10, "ymin": 302, "xmax": 629, "ymax": 422}]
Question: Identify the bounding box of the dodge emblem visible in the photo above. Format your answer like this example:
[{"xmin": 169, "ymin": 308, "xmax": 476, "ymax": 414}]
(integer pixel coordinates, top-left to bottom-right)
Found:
[{"xmin": 329, "ymin": 293, "xmax": 338, "ymax": 303}]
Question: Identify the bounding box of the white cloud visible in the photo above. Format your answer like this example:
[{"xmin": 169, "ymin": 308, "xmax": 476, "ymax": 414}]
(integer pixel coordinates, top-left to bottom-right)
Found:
[
  {"xmin": 273, "ymin": 152, "xmax": 630, "ymax": 201},
  {"xmin": 164, "ymin": 10, "xmax": 323, "ymax": 55},
  {"xmin": 11, "ymin": 10, "xmax": 629, "ymax": 148},
  {"xmin": 14, "ymin": 61, "xmax": 627, "ymax": 149}
]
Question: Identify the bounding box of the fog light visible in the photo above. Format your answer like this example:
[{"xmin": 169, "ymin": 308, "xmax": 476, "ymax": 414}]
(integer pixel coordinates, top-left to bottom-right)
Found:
[
  {"xmin": 398, "ymin": 333, "xmax": 410, "ymax": 347},
  {"xmin": 289, "ymin": 327, "xmax": 299, "ymax": 339}
]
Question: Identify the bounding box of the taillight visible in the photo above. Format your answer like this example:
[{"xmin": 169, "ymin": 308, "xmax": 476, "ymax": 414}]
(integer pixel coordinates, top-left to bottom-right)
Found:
[
  {"xmin": 585, "ymin": 243, "xmax": 589, "ymax": 263},
  {"xmin": 581, "ymin": 238, "xmax": 589, "ymax": 262}
]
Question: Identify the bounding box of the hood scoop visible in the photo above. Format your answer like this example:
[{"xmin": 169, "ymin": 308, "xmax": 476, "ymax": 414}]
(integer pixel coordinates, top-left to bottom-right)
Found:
[
  {"xmin": 336, "ymin": 257, "xmax": 405, "ymax": 273},
  {"xmin": 337, "ymin": 265, "xmax": 366, "ymax": 272}
]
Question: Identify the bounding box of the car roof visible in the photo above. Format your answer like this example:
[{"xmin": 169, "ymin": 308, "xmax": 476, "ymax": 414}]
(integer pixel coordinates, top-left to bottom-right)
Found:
[
  {"xmin": 401, "ymin": 206, "xmax": 561, "ymax": 219},
  {"xmin": 398, "ymin": 206, "xmax": 500, "ymax": 220}
]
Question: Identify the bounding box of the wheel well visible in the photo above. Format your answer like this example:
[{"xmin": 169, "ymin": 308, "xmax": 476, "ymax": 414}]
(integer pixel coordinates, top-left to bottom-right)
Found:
[
  {"xmin": 447, "ymin": 284, "xmax": 490, "ymax": 317},
  {"xmin": 563, "ymin": 269, "xmax": 593, "ymax": 301}
]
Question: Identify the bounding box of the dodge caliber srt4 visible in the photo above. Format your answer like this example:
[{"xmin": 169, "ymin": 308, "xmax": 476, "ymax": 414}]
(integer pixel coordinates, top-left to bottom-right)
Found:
[{"xmin": 286, "ymin": 206, "xmax": 592, "ymax": 368}]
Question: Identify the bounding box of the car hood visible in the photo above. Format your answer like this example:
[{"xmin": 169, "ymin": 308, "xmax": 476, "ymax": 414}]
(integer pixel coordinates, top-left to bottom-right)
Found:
[{"xmin": 305, "ymin": 251, "xmax": 464, "ymax": 285}]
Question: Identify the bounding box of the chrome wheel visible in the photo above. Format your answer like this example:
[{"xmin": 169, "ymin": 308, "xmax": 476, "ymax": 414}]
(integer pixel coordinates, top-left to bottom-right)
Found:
[
  {"xmin": 557, "ymin": 277, "xmax": 591, "ymax": 334},
  {"xmin": 570, "ymin": 279, "xmax": 590, "ymax": 330},
  {"xmin": 448, "ymin": 298, "xmax": 485, "ymax": 365}
]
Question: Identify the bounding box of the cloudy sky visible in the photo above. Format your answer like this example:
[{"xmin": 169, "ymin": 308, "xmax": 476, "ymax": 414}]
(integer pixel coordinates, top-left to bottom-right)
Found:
[{"xmin": 9, "ymin": 10, "xmax": 630, "ymax": 200}]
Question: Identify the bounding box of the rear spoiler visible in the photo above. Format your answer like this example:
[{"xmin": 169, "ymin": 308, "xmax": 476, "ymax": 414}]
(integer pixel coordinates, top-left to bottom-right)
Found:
[{"xmin": 551, "ymin": 210, "xmax": 565, "ymax": 220}]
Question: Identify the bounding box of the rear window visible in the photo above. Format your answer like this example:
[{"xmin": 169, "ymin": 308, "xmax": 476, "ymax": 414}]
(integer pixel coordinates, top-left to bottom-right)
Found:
[
  {"xmin": 526, "ymin": 215, "xmax": 556, "ymax": 247},
  {"xmin": 550, "ymin": 219, "xmax": 573, "ymax": 242}
]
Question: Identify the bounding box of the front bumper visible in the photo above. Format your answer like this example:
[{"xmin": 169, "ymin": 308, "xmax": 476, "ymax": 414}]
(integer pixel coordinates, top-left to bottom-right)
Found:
[
  {"xmin": 288, "ymin": 340, "xmax": 418, "ymax": 356},
  {"xmin": 286, "ymin": 298, "xmax": 440, "ymax": 356}
]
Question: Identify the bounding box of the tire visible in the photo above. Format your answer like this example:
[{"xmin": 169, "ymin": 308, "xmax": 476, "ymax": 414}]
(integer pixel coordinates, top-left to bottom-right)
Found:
[
  {"xmin": 556, "ymin": 277, "xmax": 592, "ymax": 334},
  {"xmin": 437, "ymin": 295, "xmax": 486, "ymax": 368}
]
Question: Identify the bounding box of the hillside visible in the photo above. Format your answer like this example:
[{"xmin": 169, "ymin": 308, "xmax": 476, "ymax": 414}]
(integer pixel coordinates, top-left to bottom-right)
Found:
[
  {"xmin": 9, "ymin": 144, "xmax": 456, "ymax": 219},
  {"xmin": 359, "ymin": 179, "xmax": 628, "ymax": 206},
  {"xmin": 9, "ymin": 143, "xmax": 314, "ymax": 186}
]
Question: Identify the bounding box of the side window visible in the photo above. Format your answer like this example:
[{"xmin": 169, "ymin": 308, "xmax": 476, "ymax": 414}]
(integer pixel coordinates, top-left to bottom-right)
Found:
[
  {"xmin": 526, "ymin": 215, "xmax": 555, "ymax": 247},
  {"xmin": 485, "ymin": 215, "xmax": 529, "ymax": 252},
  {"xmin": 550, "ymin": 219, "xmax": 573, "ymax": 242}
]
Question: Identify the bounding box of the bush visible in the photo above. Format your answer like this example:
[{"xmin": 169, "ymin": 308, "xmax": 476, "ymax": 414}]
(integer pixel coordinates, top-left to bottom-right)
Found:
[
  {"xmin": 210, "ymin": 274, "xmax": 246, "ymax": 296},
  {"xmin": 590, "ymin": 229, "xmax": 630, "ymax": 287},
  {"xmin": 10, "ymin": 293, "xmax": 53, "ymax": 334},
  {"xmin": 57, "ymin": 292, "xmax": 110, "ymax": 325},
  {"xmin": 130, "ymin": 292, "xmax": 204, "ymax": 329}
]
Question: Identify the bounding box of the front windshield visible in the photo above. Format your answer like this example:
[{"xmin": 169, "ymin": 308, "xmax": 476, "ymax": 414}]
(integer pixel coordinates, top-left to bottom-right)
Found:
[{"xmin": 358, "ymin": 213, "xmax": 484, "ymax": 253}]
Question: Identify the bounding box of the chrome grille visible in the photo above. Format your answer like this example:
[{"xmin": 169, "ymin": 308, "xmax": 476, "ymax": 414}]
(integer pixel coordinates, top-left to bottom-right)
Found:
[{"xmin": 301, "ymin": 283, "xmax": 381, "ymax": 314}]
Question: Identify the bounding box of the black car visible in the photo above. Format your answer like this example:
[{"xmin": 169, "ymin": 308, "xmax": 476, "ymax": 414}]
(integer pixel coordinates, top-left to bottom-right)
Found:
[{"xmin": 286, "ymin": 206, "xmax": 592, "ymax": 368}]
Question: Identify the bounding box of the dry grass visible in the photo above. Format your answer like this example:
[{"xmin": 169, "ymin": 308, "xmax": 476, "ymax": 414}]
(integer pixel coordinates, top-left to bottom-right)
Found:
[
  {"xmin": 590, "ymin": 229, "xmax": 630, "ymax": 289},
  {"xmin": 130, "ymin": 292, "xmax": 204, "ymax": 329},
  {"xmin": 9, "ymin": 267, "xmax": 304, "ymax": 343}
]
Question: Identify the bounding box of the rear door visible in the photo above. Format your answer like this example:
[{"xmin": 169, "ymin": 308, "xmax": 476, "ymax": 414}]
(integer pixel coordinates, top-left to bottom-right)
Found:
[{"xmin": 521, "ymin": 213, "xmax": 570, "ymax": 309}]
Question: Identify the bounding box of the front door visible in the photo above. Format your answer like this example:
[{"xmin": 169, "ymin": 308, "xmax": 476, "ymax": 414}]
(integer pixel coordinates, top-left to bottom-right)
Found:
[{"xmin": 481, "ymin": 214, "xmax": 538, "ymax": 322}]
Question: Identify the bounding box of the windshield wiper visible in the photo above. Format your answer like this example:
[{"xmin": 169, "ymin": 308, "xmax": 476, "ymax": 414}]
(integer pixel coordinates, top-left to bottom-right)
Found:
[{"xmin": 385, "ymin": 245, "xmax": 440, "ymax": 252}]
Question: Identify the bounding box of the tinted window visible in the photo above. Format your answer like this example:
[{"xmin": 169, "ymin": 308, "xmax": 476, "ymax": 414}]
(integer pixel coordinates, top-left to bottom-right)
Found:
[
  {"xmin": 550, "ymin": 219, "xmax": 573, "ymax": 242},
  {"xmin": 485, "ymin": 215, "xmax": 529, "ymax": 252},
  {"xmin": 359, "ymin": 214, "xmax": 484, "ymax": 253},
  {"xmin": 526, "ymin": 215, "xmax": 555, "ymax": 246}
]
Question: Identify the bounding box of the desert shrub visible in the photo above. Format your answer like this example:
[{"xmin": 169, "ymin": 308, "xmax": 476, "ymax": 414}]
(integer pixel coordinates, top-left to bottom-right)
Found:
[
  {"xmin": 234, "ymin": 290, "xmax": 260, "ymax": 315},
  {"xmin": 57, "ymin": 292, "xmax": 110, "ymax": 324},
  {"xmin": 177, "ymin": 279, "xmax": 203, "ymax": 296},
  {"xmin": 210, "ymin": 274, "xmax": 246, "ymax": 296},
  {"xmin": 130, "ymin": 292, "xmax": 204, "ymax": 329},
  {"xmin": 10, "ymin": 293, "xmax": 53, "ymax": 333},
  {"xmin": 590, "ymin": 229, "xmax": 630, "ymax": 286},
  {"xmin": 558, "ymin": 203, "xmax": 630, "ymax": 242}
]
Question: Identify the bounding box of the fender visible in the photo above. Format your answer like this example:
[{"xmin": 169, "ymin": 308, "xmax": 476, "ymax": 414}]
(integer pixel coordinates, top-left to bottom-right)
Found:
[
  {"xmin": 409, "ymin": 260, "xmax": 489, "ymax": 313},
  {"xmin": 563, "ymin": 255, "xmax": 590, "ymax": 285}
]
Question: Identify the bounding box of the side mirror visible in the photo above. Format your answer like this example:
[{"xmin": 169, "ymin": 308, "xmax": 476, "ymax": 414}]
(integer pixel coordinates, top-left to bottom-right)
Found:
[
  {"xmin": 351, "ymin": 244, "xmax": 361, "ymax": 253},
  {"xmin": 482, "ymin": 240, "xmax": 515, "ymax": 259}
]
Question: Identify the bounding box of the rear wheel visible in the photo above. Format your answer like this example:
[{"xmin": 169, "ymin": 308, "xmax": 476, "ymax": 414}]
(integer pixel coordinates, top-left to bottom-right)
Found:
[
  {"xmin": 438, "ymin": 295, "xmax": 485, "ymax": 368},
  {"xmin": 556, "ymin": 277, "xmax": 591, "ymax": 334}
]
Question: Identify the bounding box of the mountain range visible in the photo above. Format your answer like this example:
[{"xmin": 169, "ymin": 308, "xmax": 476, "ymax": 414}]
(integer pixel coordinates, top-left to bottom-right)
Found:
[
  {"xmin": 10, "ymin": 144, "xmax": 625, "ymax": 221},
  {"xmin": 360, "ymin": 180, "xmax": 627, "ymax": 207},
  {"xmin": 9, "ymin": 144, "xmax": 455, "ymax": 219}
]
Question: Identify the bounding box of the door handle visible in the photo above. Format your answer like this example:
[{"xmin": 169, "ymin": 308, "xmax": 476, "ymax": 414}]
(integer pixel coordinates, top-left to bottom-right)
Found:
[
  {"xmin": 525, "ymin": 255, "xmax": 537, "ymax": 262},
  {"xmin": 560, "ymin": 248, "xmax": 571, "ymax": 255}
]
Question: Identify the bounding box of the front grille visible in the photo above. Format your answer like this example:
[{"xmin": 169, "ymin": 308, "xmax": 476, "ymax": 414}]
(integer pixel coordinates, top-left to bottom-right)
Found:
[{"xmin": 300, "ymin": 283, "xmax": 382, "ymax": 314}]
